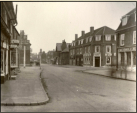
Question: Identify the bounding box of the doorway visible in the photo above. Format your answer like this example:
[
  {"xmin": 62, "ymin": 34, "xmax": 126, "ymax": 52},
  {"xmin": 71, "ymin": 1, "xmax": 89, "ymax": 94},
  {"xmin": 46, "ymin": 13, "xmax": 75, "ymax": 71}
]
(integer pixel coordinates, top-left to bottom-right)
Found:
[{"xmin": 95, "ymin": 57, "xmax": 100, "ymax": 67}]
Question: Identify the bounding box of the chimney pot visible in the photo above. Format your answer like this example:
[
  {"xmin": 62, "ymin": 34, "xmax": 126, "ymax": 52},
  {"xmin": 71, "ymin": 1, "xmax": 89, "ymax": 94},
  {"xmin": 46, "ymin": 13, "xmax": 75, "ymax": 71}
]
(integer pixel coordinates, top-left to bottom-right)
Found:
[
  {"xmin": 75, "ymin": 34, "xmax": 78, "ymax": 40},
  {"xmin": 90, "ymin": 27, "xmax": 94, "ymax": 34},
  {"xmin": 82, "ymin": 31, "xmax": 85, "ymax": 36}
]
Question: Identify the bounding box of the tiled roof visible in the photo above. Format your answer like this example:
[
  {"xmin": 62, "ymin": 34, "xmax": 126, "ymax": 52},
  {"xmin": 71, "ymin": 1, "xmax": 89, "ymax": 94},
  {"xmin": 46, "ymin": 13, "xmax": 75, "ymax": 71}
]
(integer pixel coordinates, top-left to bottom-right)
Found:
[
  {"xmin": 94, "ymin": 26, "xmax": 115, "ymax": 35},
  {"xmin": 116, "ymin": 8, "xmax": 136, "ymax": 32},
  {"xmin": 56, "ymin": 43, "xmax": 70, "ymax": 51},
  {"xmin": 75, "ymin": 26, "xmax": 115, "ymax": 41},
  {"xmin": 62, "ymin": 48, "xmax": 69, "ymax": 52}
]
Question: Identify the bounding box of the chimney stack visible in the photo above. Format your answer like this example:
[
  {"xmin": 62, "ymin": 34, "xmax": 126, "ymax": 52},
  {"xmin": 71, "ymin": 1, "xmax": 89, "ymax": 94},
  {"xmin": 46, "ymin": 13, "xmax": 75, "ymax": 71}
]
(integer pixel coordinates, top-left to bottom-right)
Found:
[
  {"xmin": 82, "ymin": 31, "xmax": 85, "ymax": 36},
  {"xmin": 75, "ymin": 34, "xmax": 78, "ymax": 40},
  {"xmin": 90, "ymin": 27, "xmax": 94, "ymax": 34}
]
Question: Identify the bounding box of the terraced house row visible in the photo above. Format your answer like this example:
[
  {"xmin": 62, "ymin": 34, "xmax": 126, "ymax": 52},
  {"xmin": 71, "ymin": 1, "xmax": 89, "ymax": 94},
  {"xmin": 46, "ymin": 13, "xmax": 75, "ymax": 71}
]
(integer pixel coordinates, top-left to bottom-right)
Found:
[
  {"xmin": 1, "ymin": 2, "xmax": 31, "ymax": 84},
  {"xmin": 69, "ymin": 8, "xmax": 136, "ymax": 71}
]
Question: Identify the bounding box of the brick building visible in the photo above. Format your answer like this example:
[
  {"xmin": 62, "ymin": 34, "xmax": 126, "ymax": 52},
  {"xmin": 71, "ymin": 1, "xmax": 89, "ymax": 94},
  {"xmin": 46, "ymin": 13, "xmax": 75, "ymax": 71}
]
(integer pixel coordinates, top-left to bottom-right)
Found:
[
  {"xmin": 19, "ymin": 30, "xmax": 31, "ymax": 67},
  {"xmin": 55, "ymin": 40, "xmax": 70, "ymax": 65},
  {"xmin": 69, "ymin": 26, "xmax": 116, "ymax": 67},
  {"xmin": 1, "ymin": 2, "xmax": 18, "ymax": 83},
  {"xmin": 116, "ymin": 8, "xmax": 136, "ymax": 71}
]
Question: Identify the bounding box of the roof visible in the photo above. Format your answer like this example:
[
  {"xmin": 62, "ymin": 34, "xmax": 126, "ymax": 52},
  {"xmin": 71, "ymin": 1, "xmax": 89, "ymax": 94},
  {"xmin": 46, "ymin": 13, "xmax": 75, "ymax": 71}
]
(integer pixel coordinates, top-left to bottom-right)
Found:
[
  {"xmin": 116, "ymin": 8, "xmax": 136, "ymax": 32},
  {"xmin": 56, "ymin": 43, "xmax": 70, "ymax": 51},
  {"xmin": 75, "ymin": 26, "xmax": 115, "ymax": 41},
  {"xmin": 62, "ymin": 48, "xmax": 69, "ymax": 52}
]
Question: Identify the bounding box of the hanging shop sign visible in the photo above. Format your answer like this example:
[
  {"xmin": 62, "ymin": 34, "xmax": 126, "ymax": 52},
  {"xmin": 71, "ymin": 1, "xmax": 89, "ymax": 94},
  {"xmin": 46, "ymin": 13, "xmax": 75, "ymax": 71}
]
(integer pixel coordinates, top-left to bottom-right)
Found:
[
  {"xmin": 10, "ymin": 45, "xmax": 17, "ymax": 48},
  {"xmin": 118, "ymin": 47, "xmax": 136, "ymax": 52},
  {"xmin": 11, "ymin": 39, "xmax": 19, "ymax": 44}
]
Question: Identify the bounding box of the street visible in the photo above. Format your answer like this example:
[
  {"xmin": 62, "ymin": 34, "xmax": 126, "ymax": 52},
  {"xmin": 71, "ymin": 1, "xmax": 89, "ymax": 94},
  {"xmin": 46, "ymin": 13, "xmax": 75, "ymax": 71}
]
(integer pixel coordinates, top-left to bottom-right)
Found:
[{"xmin": 1, "ymin": 64, "xmax": 136, "ymax": 112}]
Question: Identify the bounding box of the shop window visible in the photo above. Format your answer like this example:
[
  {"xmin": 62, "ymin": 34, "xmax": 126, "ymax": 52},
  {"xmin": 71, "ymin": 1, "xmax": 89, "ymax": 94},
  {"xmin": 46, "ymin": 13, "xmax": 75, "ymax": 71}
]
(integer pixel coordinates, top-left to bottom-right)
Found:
[
  {"xmin": 11, "ymin": 49, "xmax": 17, "ymax": 67},
  {"xmin": 127, "ymin": 52, "xmax": 131, "ymax": 66},
  {"xmin": 133, "ymin": 31, "xmax": 136, "ymax": 44},
  {"xmin": 133, "ymin": 52, "xmax": 136, "ymax": 65},
  {"xmin": 1, "ymin": 49, "xmax": 4, "ymax": 74}
]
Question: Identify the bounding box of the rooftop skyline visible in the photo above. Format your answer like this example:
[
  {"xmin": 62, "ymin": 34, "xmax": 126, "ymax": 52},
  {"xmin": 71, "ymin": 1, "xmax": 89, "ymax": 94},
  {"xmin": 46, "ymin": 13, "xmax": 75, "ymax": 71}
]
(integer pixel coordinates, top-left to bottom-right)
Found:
[{"xmin": 13, "ymin": 2, "xmax": 136, "ymax": 53}]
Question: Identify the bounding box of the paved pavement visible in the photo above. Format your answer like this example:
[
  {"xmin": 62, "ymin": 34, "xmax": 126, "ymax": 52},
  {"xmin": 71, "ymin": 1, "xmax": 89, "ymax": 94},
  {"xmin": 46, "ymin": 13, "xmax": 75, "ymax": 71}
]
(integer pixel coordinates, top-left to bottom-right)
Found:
[
  {"xmin": 1, "ymin": 66, "xmax": 49, "ymax": 106},
  {"xmin": 53, "ymin": 64, "xmax": 136, "ymax": 81},
  {"xmin": 83, "ymin": 67, "xmax": 136, "ymax": 82}
]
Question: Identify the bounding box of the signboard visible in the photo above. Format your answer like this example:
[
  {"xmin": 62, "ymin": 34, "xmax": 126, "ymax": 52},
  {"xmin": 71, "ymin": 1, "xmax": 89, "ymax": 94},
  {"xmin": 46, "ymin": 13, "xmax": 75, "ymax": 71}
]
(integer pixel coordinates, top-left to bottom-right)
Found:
[
  {"xmin": 11, "ymin": 39, "xmax": 19, "ymax": 44},
  {"xmin": 118, "ymin": 47, "xmax": 136, "ymax": 52},
  {"xmin": 94, "ymin": 52, "xmax": 101, "ymax": 56},
  {"xmin": 3, "ymin": 42, "xmax": 6, "ymax": 48},
  {"xmin": 105, "ymin": 53, "xmax": 112, "ymax": 56},
  {"xmin": 10, "ymin": 45, "xmax": 17, "ymax": 48}
]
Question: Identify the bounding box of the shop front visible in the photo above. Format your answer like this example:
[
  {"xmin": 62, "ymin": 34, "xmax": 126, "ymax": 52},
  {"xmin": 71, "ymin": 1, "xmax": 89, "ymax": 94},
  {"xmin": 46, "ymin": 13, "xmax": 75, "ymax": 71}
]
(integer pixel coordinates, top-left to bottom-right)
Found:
[
  {"xmin": 118, "ymin": 46, "xmax": 136, "ymax": 71},
  {"xmin": 10, "ymin": 39, "xmax": 19, "ymax": 75},
  {"xmin": 1, "ymin": 33, "xmax": 10, "ymax": 84}
]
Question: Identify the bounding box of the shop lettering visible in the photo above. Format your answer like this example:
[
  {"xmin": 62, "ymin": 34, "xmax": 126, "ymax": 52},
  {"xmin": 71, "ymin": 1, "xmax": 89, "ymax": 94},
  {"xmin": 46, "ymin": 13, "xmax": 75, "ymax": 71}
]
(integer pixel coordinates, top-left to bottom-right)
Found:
[{"xmin": 118, "ymin": 47, "xmax": 136, "ymax": 52}]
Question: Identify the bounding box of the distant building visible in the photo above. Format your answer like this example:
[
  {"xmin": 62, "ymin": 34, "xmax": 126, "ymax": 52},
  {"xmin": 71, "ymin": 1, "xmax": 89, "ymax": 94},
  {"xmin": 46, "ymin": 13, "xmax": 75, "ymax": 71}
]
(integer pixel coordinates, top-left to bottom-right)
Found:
[
  {"xmin": 55, "ymin": 40, "xmax": 70, "ymax": 65},
  {"xmin": 46, "ymin": 51, "xmax": 54, "ymax": 64},
  {"xmin": 69, "ymin": 26, "xmax": 116, "ymax": 67},
  {"xmin": 116, "ymin": 8, "xmax": 136, "ymax": 71},
  {"xmin": 19, "ymin": 30, "xmax": 31, "ymax": 66}
]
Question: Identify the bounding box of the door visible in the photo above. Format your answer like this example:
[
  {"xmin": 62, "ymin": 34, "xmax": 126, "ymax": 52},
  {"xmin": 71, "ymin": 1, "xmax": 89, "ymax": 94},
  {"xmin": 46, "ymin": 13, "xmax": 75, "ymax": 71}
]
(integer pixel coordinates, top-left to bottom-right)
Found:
[{"xmin": 95, "ymin": 57, "xmax": 100, "ymax": 67}]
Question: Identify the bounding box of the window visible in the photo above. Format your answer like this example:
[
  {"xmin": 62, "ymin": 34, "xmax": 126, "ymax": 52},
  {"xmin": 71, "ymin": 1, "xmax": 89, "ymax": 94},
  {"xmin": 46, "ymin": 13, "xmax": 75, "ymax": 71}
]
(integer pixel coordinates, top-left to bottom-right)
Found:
[
  {"xmin": 81, "ymin": 39, "xmax": 84, "ymax": 44},
  {"xmin": 120, "ymin": 34, "xmax": 125, "ymax": 46},
  {"xmin": 86, "ymin": 37, "xmax": 89, "ymax": 43},
  {"xmin": 90, "ymin": 36, "xmax": 92, "ymax": 42},
  {"xmin": 95, "ymin": 35, "xmax": 101, "ymax": 41},
  {"xmin": 88, "ymin": 46, "xmax": 90, "ymax": 53},
  {"xmin": 1, "ymin": 49, "xmax": 4, "ymax": 74},
  {"xmin": 122, "ymin": 16, "xmax": 127, "ymax": 26},
  {"xmin": 85, "ymin": 47, "xmax": 87, "ymax": 53},
  {"xmin": 106, "ymin": 56, "xmax": 111, "ymax": 64},
  {"xmin": 135, "ymin": 12, "xmax": 136, "ymax": 22},
  {"xmin": 106, "ymin": 46, "xmax": 111, "ymax": 53},
  {"xmin": 114, "ymin": 35, "xmax": 116, "ymax": 41},
  {"xmin": 80, "ymin": 48, "xmax": 82, "ymax": 54},
  {"xmin": 105, "ymin": 35, "xmax": 111, "ymax": 41},
  {"xmin": 11, "ymin": 49, "xmax": 17, "ymax": 67},
  {"xmin": 133, "ymin": 31, "xmax": 136, "ymax": 44},
  {"xmin": 95, "ymin": 46, "xmax": 100, "ymax": 53}
]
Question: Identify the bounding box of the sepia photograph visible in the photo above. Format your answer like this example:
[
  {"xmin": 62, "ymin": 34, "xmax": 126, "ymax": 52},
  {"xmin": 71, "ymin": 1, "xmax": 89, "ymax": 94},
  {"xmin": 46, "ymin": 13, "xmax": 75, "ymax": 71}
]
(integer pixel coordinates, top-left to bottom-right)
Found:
[{"xmin": 1, "ymin": 1, "xmax": 136, "ymax": 112}]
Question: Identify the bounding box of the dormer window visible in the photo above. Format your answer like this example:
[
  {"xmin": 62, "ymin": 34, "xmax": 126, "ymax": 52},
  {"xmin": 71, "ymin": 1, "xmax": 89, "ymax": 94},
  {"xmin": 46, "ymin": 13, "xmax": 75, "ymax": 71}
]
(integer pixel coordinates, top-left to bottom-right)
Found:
[
  {"xmin": 95, "ymin": 35, "xmax": 101, "ymax": 41},
  {"xmin": 122, "ymin": 16, "xmax": 127, "ymax": 26},
  {"xmin": 105, "ymin": 35, "xmax": 111, "ymax": 41}
]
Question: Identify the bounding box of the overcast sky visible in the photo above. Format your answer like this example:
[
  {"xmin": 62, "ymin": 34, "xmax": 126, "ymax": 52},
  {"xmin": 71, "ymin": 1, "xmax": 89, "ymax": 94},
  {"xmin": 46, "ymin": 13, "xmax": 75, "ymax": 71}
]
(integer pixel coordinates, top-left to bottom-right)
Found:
[{"xmin": 13, "ymin": 2, "xmax": 136, "ymax": 53}]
